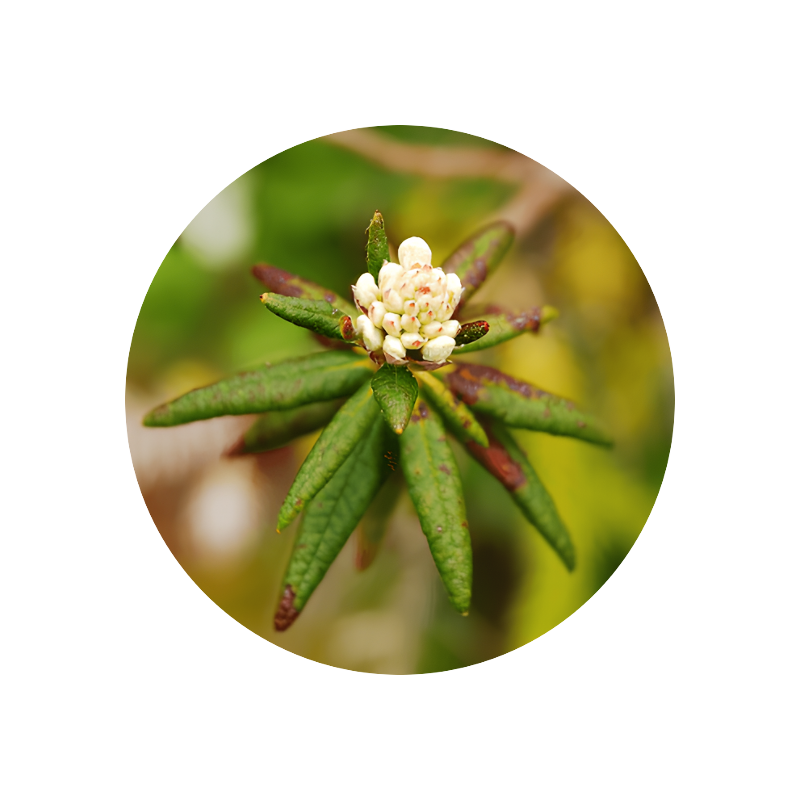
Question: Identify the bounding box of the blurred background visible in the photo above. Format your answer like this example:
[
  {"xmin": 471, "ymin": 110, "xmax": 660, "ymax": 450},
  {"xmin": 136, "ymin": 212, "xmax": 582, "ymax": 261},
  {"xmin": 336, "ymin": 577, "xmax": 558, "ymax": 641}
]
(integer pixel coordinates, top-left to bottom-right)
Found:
[{"xmin": 126, "ymin": 125, "xmax": 674, "ymax": 674}]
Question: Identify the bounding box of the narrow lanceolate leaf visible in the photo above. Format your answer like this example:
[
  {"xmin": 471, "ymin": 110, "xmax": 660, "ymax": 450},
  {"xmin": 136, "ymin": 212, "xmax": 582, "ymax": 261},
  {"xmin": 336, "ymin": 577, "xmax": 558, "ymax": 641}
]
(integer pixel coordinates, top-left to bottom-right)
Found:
[
  {"xmin": 454, "ymin": 305, "xmax": 558, "ymax": 354},
  {"xmin": 445, "ymin": 363, "xmax": 612, "ymax": 446},
  {"xmin": 399, "ymin": 401, "xmax": 472, "ymax": 614},
  {"xmin": 275, "ymin": 418, "xmax": 393, "ymax": 631},
  {"xmin": 417, "ymin": 371, "xmax": 489, "ymax": 448},
  {"xmin": 251, "ymin": 264, "xmax": 357, "ymax": 317},
  {"xmin": 260, "ymin": 293, "xmax": 360, "ymax": 342},
  {"xmin": 143, "ymin": 351, "xmax": 372, "ymax": 427},
  {"xmin": 440, "ymin": 221, "xmax": 515, "ymax": 313},
  {"xmin": 465, "ymin": 417, "xmax": 575, "ymax": 570},
  {"xmin": 454, "ymin": 320, "xmax": 490, "ymax": 347},
  {"xmin": 371, "ymin": 363, "xmax": 419, "ymax": 434},
  {"xmin": 365, "ymin": 210, "xmax": 390, "ymax": 281},
  {"xmin": 227, "ymin": 398, "xmax": 345, "ymax": 455},
  {"xmin": 355, "ymin": 471, "xmax": 403, "ymax": 571},
  {"xmin": 276, "ymin": 380, "xmax": 379, "ymax": 532}
]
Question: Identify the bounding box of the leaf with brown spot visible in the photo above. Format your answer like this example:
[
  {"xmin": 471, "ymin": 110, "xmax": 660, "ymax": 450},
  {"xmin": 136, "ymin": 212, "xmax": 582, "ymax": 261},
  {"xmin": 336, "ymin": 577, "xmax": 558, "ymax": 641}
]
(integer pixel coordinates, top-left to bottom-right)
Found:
[
  {"xmin": 453, "ymin": 305, "xmax": 558, "ymax": 354},
  {"xmin": 252, "ymin": 264, "xmax": 357, "ymax": 317},
  {"xmin": 276, "ymin": 418, "xmax": 394, "ymax": 629},
  {"xmin": 464, "ymin": 417, "xmax": 575, "ymax": 570},
  {"xmin": 444, "ymin": 364, "xmax": 612, "ymax": 446},
  {"xmin": 260, "ymin": 293, "xmax": 361, "ymax": 342},
  {"xmin": 454, "ymin": 320, "xmax": 490, "ymax": 347},
  {"xmin": 143, "ymin": 350, "xmax": 372, "ymax": 427},
  {"xmin": 440, "ymin": 221, "xmax": 515, "ymax": 313},
  {"xmin": 417, "ymin": 370, "xmax": 489, "ymax": 448},
  {"xmin": 274, "ymin": 586, "xmax": 299, "ymax": 632},
  {"xmin": 276, "ymin": 380, "xmax": 379, "ymax": 531}
]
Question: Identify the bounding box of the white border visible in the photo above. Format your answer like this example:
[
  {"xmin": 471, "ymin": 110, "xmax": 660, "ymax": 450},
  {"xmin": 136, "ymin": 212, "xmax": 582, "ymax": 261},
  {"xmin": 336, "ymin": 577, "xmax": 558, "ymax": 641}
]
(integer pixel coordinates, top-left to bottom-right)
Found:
[{"xmin": 125, "ymin": 125, "xmax": 675, "ymax": 675}]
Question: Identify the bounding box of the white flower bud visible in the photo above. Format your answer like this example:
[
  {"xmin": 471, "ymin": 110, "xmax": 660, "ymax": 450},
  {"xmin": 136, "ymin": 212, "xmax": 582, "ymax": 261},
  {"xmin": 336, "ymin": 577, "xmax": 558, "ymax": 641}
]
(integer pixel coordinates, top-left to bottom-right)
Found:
[
  {"xmin": 436, "ymin": 301, "xmax": 454, "ymax": 322},
  {"xmin": 440, "ymin": 320, "xmax": 460, "ymax": 338},
  {"xmin": 368, "ymin": 300, "xmax": 386, "ymax": 328},
  {"xmin": 427, "ymin": 294, "xmax": 444, "ymax": 314},
  {"xmin": 446, "ymin": 272, "xmax": 462, "ymax": 298},
  {"xmin": 398, "ymin": 237, "xmax": 432, "ymax": 270},
  {"xmin": 400, "ymin": 332, "xmax": 426, "ymax": 350},
  {"xmin": 403, "ymin": 299, "xmax": 418, "ymax": 316},
  {"xmin": 410, "ymin": 270, "xmax": 434, "ymax": 297},
  {"xmin": 378, "ymin": 262, "xmax": 403, "ymax": 295},
  {"xmin": 383, "ymin": 288, "xmax": 405, "ymax": 314},
  {"xmin": 356, "ymin": 315, "xmax": 384, "ymax": 352},
  {"xmin": 383, "ymin": 334, "xmax": 406, "ymax": 360},
  {"xmin": 396, "ymin": 279, "xmax": 415, "ymax": 301},
  {"xmin": 421, "ymin": 335, "xmax": 456, "ymax": 363},
  {"xmin": 431, "ymin": 268, "xmax": 447, "ymax": 287},
  {"xmin": 418, "ymin": 309, "xmax": 435, "ymax": 325},
  {"xmin": 382, "ymin": 312, "xmax": 402, "ymax": 337},
  {"xmin": 421, "ymin": 321, "xmax": 444, "ymax": 338},
  {"xmin": 353, "ymin": 273, "xmax": 379, "ymax": 310},
  {"xmin": 400, "ymin": 314, "xmax": 421, "ymax": 333}
]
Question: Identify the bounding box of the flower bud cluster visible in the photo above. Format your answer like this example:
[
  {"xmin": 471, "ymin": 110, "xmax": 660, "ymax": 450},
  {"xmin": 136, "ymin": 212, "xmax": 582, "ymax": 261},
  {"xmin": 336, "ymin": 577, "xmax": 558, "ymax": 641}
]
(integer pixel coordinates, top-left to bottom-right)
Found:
[{"xmin": 352, "ymin": 237, "xmax": 463, "ymax": 364}]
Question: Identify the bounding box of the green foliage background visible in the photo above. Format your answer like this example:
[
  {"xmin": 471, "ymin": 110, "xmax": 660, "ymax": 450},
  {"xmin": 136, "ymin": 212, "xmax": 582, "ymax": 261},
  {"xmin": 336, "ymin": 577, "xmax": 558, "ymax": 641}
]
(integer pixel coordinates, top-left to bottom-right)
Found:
[{"xmin": 126, "ymin": 126, "xmax": 673, "ymax": 673}]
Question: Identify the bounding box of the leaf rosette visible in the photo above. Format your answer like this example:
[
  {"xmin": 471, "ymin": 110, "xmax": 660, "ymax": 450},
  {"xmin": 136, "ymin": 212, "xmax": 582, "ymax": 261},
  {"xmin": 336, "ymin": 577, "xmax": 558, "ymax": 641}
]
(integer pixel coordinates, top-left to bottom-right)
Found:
[{"xmin": 143, "ymin": 211, "xmax": 612, "ymax": 630}]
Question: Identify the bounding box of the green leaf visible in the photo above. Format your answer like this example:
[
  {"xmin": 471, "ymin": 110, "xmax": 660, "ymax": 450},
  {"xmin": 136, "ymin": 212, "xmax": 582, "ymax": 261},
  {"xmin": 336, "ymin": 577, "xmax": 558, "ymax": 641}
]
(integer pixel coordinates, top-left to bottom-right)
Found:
[
  {"xmin": 252, "ymin": 264, "xmax": 357, "ymax": 317},
  {"xmin": 417, "ymin": 371, "xmax": 489, "ymax": 448},
  {"xmin": 274, "ymin": 418, "xmax": 394, "ymax": 631},
  {"xmin": 276, "ymin": 380, "xmax": 380, "ymax": 532},
  {"xmin": 143, "ymin": 350, "xmax": 373, "ymax": 427},
  {"xmin": 366, "ymin": 210, "xmax": 390, "ymax": 281},
  {"xmin": 227, "ymin": 398, "xmax": 345, "ymax": 455},
  {"xmin": 399, "ymin": 401, "xmax": 472, "ymax": 614},
  {"xmin": 355, "ymin": 471, "xmax": 403, "ymax": 571},
  {"xmin": 260, "ymin": 293, "xmax": 360, "ymax": 342},
  {"xmin": 444, "ymin": 364, "xmax": 612, "ymax": 446},
  {"xmin": 441, "ymin": 221, "xmax": 515, "ymax": 311},
  {"xmin": 464, "ymin": 417, "xmax": 575, "ymax": 570},
  {"xmin": 454, "ymin": 305, "xmax": 558, "ymax": 354},
  {"xmin": 371, "ymin": 363, "xmax": 419, "ymax": 434}
]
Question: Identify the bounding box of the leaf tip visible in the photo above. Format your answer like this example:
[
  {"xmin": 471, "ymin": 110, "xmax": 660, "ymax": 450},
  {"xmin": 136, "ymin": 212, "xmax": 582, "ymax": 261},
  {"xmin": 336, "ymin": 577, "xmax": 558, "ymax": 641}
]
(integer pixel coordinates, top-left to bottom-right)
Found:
[
  {"xmin": 355, "ymin": 543, "xmax": 377, "ymax": 572},
  {"xmin": 260, "ymin": 292, "xmax": 271, "ymax": 304},
  {"xmin": 142, "ymin": 407, "xmax": 165, "ymax": 427},
  {"xmin": 541, "ymin": 305, "xmax": 559, "ymax": 325},
  {"xmin": 590, "ymin": 430, "xmax": 614, "ymax": 448},
  {"xmin": 225, "ymin": 437, "xmax": 246, "ymax": 457},
  {"xmin": 276, "ymin": 507, "xmax": 294, "ymax": 533},
  {"xmin": 472, "ymin": 429, "xmax": 490, "ymax": 449},
  {"xmin": 274, "ymin": 586, "xmax": 299, "ymax": 631}
]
